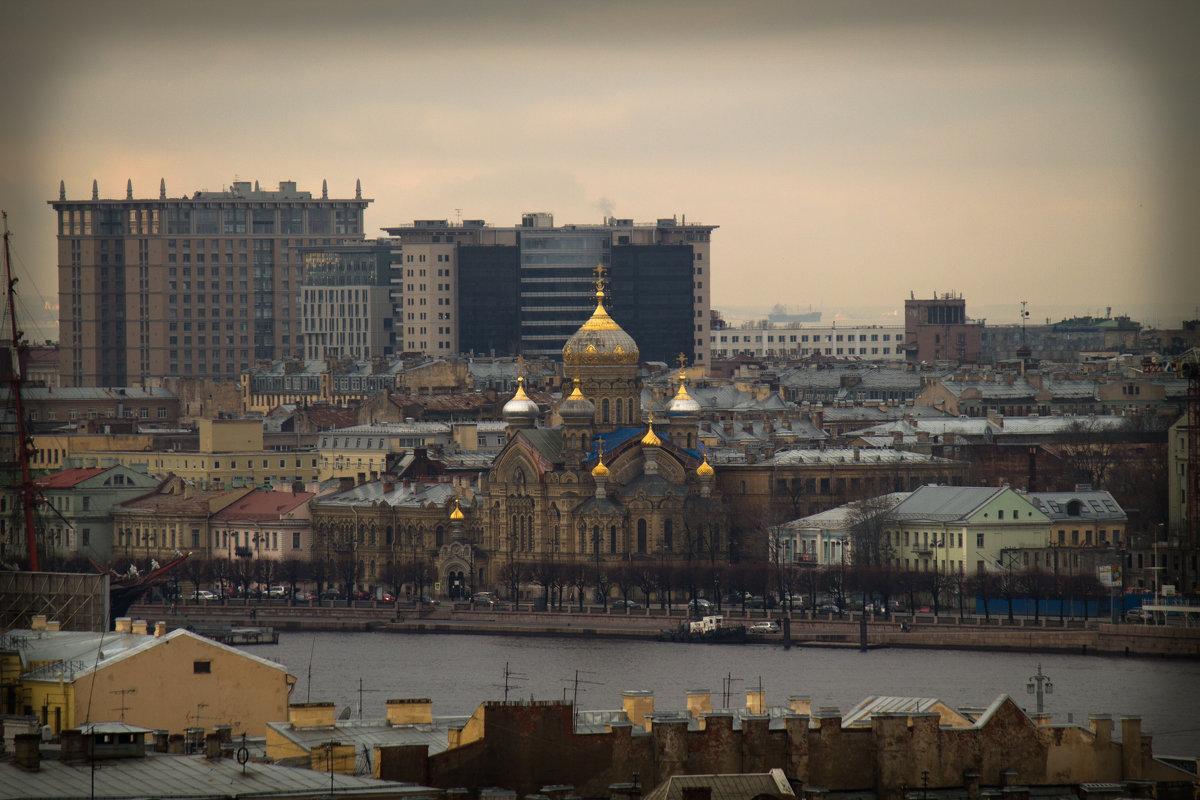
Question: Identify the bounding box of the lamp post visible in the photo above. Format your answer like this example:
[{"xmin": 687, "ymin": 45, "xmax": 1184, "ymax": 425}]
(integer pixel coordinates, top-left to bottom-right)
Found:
[{"xmin": 1026, "ymin": 663, "xmax": 1053, "ymax": 714}]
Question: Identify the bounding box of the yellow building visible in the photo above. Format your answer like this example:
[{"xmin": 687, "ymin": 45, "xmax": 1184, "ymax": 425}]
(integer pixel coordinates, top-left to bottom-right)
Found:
[
  {"xmin": 53, "ymin": 419, "xmax": 320, "ymax": 490},
  {"xmin": 0, "ymin": 616, "xmax": 295, "ymax": 737}
]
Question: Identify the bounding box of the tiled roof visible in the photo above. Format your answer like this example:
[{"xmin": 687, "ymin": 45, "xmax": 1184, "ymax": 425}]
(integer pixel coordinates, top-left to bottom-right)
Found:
[
  {"xmin": 35, "ymin": 467, "xmax": 106, "ymax": 488},
  {"xmin": 211, "ymin": 490, "xmax": 314, "ymax": 521}
]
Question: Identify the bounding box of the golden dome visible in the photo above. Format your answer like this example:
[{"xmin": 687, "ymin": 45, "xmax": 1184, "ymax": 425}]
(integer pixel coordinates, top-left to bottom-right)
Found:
[
  {"xmin": 502, "ymin": 376, "xmax": 539, "ymax": 420},
  {"xmin": 591, "ymin": 454, "xmax": 610, "ymax": 478},
  {"xmin": 696, "ymin": 457, "xmax": 714, "ymax": 477},
  {"xmin": 449, "ymin": 499, "xmax": 465, "ymax": 521},
  {"xmin": 562, "ymin": 281, "xmax": 639, "ymax": 366},
  {"xmin": 641, "ymin": 420, "xmax": 662, "ymax": 448}
]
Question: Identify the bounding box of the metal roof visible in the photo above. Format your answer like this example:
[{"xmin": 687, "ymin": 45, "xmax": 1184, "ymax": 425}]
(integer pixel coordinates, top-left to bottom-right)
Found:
[
  {"xmin": 1027, "ymin": 491, "xmax": 1126, "ymax": 521},
  {"xmin": 0, "ymin": 750, "xmax": 439, "ymax": 800},
  {"xmin": 888, "ymin": 486, "xmax": 1009, "ymax": 522},
  {"xmin": 642, "ymin": 768, "xmax": 794, "ymax": 800},
  {"xmin": 266, "ymin": 715, "xmax": 471, "ymax": 758}
]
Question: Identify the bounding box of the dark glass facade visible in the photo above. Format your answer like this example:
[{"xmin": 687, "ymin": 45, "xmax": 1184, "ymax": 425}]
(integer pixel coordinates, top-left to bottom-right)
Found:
[
  {"xmin": 609, "ymin": 245, "xmax": 695, "ymax": 365},
  {"xmin": 458, "ymin": 246, "xmax": 521, "ymax": 356}
]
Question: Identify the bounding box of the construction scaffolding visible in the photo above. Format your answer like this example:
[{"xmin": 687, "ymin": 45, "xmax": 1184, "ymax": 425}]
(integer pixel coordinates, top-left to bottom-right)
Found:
[{"xmin": 0, "ymin": 571, "xmax": 109, "ymax": 632}]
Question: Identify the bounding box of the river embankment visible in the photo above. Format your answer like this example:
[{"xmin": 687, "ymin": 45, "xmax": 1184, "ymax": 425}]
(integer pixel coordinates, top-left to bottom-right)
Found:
[{"xmin": 128, "ymin": 600, "xmax": 1200, "ymax": 658}]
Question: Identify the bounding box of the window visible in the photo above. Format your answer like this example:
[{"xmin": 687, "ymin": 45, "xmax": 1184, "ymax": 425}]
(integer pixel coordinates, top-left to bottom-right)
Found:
[
  {"xmin": 193, "ymin": 661, "xmax": 212, "ymax": 674},
  {"xmin": 976, "ymin": 533, "xmax": 984, "ymax": 548}
]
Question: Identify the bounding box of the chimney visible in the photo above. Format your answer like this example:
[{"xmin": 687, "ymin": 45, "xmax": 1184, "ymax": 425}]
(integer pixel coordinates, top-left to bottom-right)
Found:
[
  {"xmin": 746, "ymin": 687, "xmax": 766, "ymax": 715},
  {"xmin": 154, "ymin": 730, "xmax": 170, "ymax": 752},
  {"xmin": 789, "ymin": 696, "xmax": 812, "ymax": 715},
  {"xmin": 115, "ymin": 617, "xmax": 133, "ymax": 633},
  {"xmin": 686, "ymin": 689, "xmax": 712, "ymax": 720},
  {"xmin": 131, "ymin": 620, "xmax": 148, "ymax": 635},
  {"xmin": 31, "ymin": 614, "xmax": 47, "ymax": 631},
  {"xmin": 205, "ymin": 732, "xmax": 222, "ymax": 759},
  {"xmin": 60, "ymin": 729, "xmax": 88, "ymax": 762},
  {"xmin": 168, "ymin": 734, "xmax": 186, "ymax": 754},
  {"xmin": 14, "ymin": 733, "xmax": 41, "ymax": 771},
  {"xmin": 288, "ymin": 702, "xmax": 337, "ymax": 729},
  {"xmin": 386, "ymin": 698, "xmax": 433, "ymax": 726},
  {"xmin": 155, "ymin": 621, "xmax": 167, "ymax": 637},
  {"xmin": 622, "ymin": 690, "xmax": 655, "ymax": 732},
  {"xmin": 45, "ymin": 620, "xmax": 61, "ymax": 632}
]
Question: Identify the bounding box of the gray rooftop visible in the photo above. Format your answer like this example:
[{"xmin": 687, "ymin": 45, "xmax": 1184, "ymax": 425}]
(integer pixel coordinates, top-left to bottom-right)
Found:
[{"xmin": 0, "ymin": 750, "xmax": 438, "ymax": 800}]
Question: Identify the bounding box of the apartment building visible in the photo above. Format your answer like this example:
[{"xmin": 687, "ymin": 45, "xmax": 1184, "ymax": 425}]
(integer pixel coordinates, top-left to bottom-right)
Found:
[
  {"xmin": 297, "ymin": 240, "xmax": 395, "ymax": 360},
  {"xmin": 382, "ymin": 213, "xmax": 715, "ymax": 364},
  {"xmin": 51, "ymin": 178, "xmax": 371, "ymax": 386}
]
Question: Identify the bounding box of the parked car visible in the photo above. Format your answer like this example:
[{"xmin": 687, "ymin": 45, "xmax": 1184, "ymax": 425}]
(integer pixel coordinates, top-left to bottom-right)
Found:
[
  {"xmin": 195, "ymin": 590, "xmax": 217, "ymax": 601},
  {"xmin": 816, "ymin": 603, "xmax": 842, "ymax": 615},
  {"xmin": 268, "ymin": 585, "xmax": 288, "ymax": 598},
  {"xmin": 472, "ymin": 592, "xmax": 497, "ymax": 607},
  {"xmin": 612, "ymin": 599, "xmax": 642, "ymax": 611},
  {"xmin": 293, "ymin": 590, "xmax": 317, "ymax": 601},
  {"xmin": 1126, "ymin": 608, "xmax": 1152, "ymax": 623},
  {"xmin": 379, "ymin": 591, "xmax": 396, "ymax": 603},
  {"xmin": 417, "ymin": 595, "xmax": 439, "ymax": 606},
  {"xmin": 749, "ymin": 620, "xmax": 781, "ymax": 634},
  {"xmin": 687, "ymin": 599, "xmax": 714, "ymax": 614}
]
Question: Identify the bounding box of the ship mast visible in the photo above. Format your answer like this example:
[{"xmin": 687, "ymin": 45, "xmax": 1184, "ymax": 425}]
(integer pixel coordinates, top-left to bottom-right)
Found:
[{"xmin": 3, "ymin": 212, "xmax": 39, "ymax": 570}]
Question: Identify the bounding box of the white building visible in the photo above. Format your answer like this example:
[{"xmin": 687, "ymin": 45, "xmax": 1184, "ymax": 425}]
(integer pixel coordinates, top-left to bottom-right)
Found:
[{"xmin": 711, "ymin": 322, "xmax": 905, "ymax": 361}]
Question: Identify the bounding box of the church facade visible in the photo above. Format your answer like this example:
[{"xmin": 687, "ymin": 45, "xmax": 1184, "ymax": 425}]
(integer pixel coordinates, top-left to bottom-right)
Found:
[{"xmin": 310, "ymin": 275, "xmax": 727, "ymax": 599}]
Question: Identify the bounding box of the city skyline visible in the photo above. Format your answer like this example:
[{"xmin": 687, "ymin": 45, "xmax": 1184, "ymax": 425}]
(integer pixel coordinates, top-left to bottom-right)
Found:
[{"xmin": 3, "ymin": 0, "xmax": 1198, "ymax": 345}]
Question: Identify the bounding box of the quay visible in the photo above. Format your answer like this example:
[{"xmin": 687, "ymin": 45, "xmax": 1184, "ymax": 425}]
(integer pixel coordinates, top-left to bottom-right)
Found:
[{"xmin": 131, "ymin": 600, "xmax": 1200, "ymax": 658}]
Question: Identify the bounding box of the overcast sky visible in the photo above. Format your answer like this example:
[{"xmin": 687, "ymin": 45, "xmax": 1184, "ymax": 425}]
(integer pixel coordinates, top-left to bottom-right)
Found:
[{"xmin": 3, "ymin": 0, "xmax": 1197, "ymax": 341}]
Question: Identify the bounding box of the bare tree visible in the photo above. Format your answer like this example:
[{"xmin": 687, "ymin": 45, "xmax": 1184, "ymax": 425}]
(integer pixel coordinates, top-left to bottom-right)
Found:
[{"xmin": 278, "ymin": 557, "xmax": 308, "ymax": 605}]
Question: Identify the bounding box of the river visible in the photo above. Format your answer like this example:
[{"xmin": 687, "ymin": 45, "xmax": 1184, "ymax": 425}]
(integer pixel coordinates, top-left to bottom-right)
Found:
[{"xmin": 243, "ymin": 631, "xmax": 1200, "ymax": 757}]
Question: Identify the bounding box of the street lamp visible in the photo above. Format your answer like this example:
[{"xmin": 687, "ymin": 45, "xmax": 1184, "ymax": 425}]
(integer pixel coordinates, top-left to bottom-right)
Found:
[{"xmin": 1026, "ymin": 663, "xmax": 1053, "ymax": 714}]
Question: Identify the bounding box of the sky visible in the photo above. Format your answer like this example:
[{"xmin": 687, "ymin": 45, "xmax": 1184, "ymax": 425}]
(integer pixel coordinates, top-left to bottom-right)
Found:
[{"xmin": 3, "ymin": 0, "xmax": 1198, "ymax": 343}]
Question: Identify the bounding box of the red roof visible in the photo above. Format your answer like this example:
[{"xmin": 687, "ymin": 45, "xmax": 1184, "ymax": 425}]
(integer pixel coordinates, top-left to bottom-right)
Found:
[
  {"xmin": 35, "ymin": 468, "xmax": 106, "ymax": 489},
  {"xmin": 211, "ymin": 490, "xmax": 315, "ymax": 522}
]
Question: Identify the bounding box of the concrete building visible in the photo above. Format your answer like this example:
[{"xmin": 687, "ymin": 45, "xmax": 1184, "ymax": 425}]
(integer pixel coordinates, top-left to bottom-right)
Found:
[
  {"xmin": 709, "ymin": 322, "xmax": 905, "ymax": 361},
  {"xmin": 882, "ymin": 485, "xmax": 1052, "ymax": 574},
  {"xmin": 298, "ymin": 240, "xmax": 396, "ymax": 361},
  {"xmin": 23, "ymin": 386, "xmax": 180, "ymax": 428},
  {"xmin": 112, "ymin": 477, "xmax": 251, "ymax": 561},
  {"xmin": 30, "ymin": 465, "xmax": 161, "ymax": 564},
  {"xmin": 382, "ymin": 213, "xmax": 715, "ymax": 364},
  {"xmin": 208, "ymin": 489, "xmax": 315, "ymax": 562},
  {"xmin": 51, "ymin": 178, "xmax": 371, "ymax": 386},
  {"xmin": 0, "ymin": 619, "xmax": 296, "ymax": 736},
  {"xmin": 904, "ymin": 292, "xmax": 982, "ymax": 365}
]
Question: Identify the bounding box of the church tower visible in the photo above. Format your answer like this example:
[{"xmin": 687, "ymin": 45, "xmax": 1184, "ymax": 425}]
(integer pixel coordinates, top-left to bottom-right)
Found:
[{"xmin": 561, "ymin": 266, "xmax": 641, "ymax": 434}]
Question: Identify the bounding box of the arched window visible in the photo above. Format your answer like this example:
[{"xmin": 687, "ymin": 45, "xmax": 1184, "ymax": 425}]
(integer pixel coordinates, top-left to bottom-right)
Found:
[
  {"xmin": 602, "ymin": 398, "xmax": 610, "ymax": 423},
  {"xmin": 627, "ymin": 402, "xmax": 634, "ymax": 423},
  {"xmin": 592, "ymin": 525, "xmax": 601, "ymax": 554},
  {"xmin": 616, "ymin": 398, "xmax": 623, "ymax": 422},
  {"xmin": 664, "ymin": 519, "xmax": 674, "ymax": 552},
  {"xmin": 386, "ymin": 526, "xmax": 393, "ymax": 546},
  {"xmin": 609, "ymin": 525, "xmax": 617, "ymax": 554},
  {"xmin": 579, "ymin": 526, "xmax": 586, "ymax": 553},
  {"xmin": 637, "ymin": 519, "xmax": 647, "ymax": 553},
  {"xmin": 436, "ymin": 525, "xmax": 445, "ymax": 547}
]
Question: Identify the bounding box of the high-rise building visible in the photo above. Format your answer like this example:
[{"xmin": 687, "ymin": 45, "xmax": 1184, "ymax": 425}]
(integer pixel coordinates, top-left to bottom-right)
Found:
[
  {"xmin": 50, "ymin": 179, "xmax": 370, "ymax": 386},
  {"xmin": 383, "ymin": 213, "xmax": 715, "ymax": 364},
  {"xmin": 296, "ymin": 240, "xmax": 395, "ymax": 361}
]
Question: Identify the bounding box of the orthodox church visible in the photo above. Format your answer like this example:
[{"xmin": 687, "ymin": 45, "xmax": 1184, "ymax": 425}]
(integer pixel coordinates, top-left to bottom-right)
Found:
[{"xmin": 482, "ymin": 274, "xmax": 727, "ymax": 572}]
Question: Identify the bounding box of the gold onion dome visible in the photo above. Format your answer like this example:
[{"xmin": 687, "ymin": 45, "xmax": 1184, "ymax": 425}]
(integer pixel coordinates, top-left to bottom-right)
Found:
[
  {"xmin": 449, "ymin": 499, "xmax": 465, "ymax": 521},
  {"xmin": 502, "ymin": 377, "xmax": 539, "ymax": 420},
  {"xmin": 557, "ymin": 379, "xmax": 596, "ymax": 420},
  {"xmin": 641, "ymin": 420, "xmax": 662, "ymax": 448},
  {"xmin": 667, "ymin": 377, "xmax": 701, "ymax": 416},
  {"xmin": 696, "ymin": 456, "xmax": 714, "ymax": 477},
  {"xmin": 562, "ymin": 287, "xmax": 640, "ymax": 366},
  {"xmin": 591, "ymin": 454, "xmax": 610, "ymax": 479}
]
